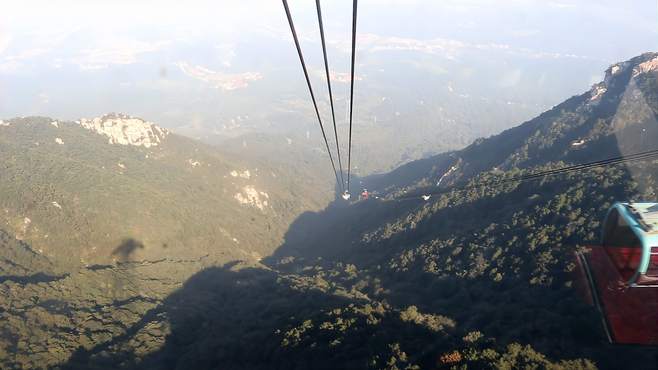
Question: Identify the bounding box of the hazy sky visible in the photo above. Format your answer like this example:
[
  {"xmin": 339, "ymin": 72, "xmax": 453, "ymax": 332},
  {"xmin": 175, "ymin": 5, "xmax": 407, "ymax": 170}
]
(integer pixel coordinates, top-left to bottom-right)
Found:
[
  {"xmin": 0, "ymin": 0, "xmax": 656, "ymax": 138},
  {"xmin": 2, "ymin": 0, "xmax": 655, "ymax": 62}
]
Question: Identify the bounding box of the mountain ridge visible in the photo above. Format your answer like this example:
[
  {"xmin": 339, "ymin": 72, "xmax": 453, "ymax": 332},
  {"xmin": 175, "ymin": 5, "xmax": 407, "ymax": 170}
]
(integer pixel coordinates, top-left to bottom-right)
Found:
[
  {"xmin": 365, "ymin": 52, "xmax": 658, "ymax": 198},
  {"xmin": 0, "ymin": 114, "xmax": 333, "ymax": 269},
  {"xmin": 3, "ymin": 52, "xmax": 658, "ymax": 368}
]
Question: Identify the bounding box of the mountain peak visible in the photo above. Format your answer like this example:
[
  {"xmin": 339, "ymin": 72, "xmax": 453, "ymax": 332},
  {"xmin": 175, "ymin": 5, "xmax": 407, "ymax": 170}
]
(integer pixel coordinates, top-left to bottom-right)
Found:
[
  {"xmin": 588, "ymin": 52, "xmax": 658, "ymax": 103},
  {"xmin": 632, "ymin": 53, "xmax": 658, "ymax": 77},
  {"xmin": 604, "ymin": 52, "xmax": 658, "ymax": 77},
  {"xmin": 78, "ymin": 113, "xmax": 169, "ymax": 148}
]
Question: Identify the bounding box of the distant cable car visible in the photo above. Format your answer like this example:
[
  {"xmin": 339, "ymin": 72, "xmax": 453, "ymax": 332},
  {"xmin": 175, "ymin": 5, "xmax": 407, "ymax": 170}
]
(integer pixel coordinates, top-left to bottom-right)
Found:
[
  {"xmin": 575, "ymin": 202, "xmax": 658, "ymax": 345},
  {"xmin": 361, "ymin": 189, "xmax": 369, "ymax": 200}
]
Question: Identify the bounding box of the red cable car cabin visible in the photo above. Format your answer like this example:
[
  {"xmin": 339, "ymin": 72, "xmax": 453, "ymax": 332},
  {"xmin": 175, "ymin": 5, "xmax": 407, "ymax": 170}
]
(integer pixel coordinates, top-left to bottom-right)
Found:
[{"xmin": 575, "ymin": 202, "xmax": 658, "ymax": 345}]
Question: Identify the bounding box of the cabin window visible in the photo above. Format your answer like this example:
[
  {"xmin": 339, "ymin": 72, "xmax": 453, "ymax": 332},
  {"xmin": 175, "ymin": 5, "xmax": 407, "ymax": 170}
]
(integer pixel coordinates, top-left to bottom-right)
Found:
[
  {"xmin": 648, "ymin": 247, "xmax": 658, "ymax": 277},
  {"xmin": 602, "ymin": 209, "xmax": 641, "ymax": 248},
  {"xmin": 603, "ymin": 209, "xmax": 642, "ymax": 280}
]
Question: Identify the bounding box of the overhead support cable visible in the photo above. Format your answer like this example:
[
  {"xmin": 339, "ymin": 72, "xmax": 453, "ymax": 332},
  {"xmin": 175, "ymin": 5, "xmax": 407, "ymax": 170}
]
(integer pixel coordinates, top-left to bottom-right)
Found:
[
  {"xmin": 346, "ymin": 0, "xmax": 358, "ymax": 193},
  {"xmin": 315, "ymin": 0, "xmax": 345, "ymax": 192},
  {"xmin": 394, "ymin": 149, "xmax": 658, "ymax": 201},
  {"xmin": 282, "ymin": 0, "xmax": 341, "ymax": 189}
]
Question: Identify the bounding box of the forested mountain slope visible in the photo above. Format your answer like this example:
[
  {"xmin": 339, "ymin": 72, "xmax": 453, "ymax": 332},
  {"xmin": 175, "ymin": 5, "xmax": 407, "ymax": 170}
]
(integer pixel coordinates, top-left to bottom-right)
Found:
[
  {"xmin": 4, "ymin": 54, "xmax": 658, "ymax": 369},
  {"xmin": 367, "ymin": 53, "xmax": 658, "ymax": 195},
  {"xmin": 257, "ymin": 53, "xmax": 658, "ymax": 368},
  {"xmin": 0, "ymin": 113, "xmax": 331, "ymax": 368},
  {"xmin": 0, "ymin": 114, "xmax": 332, "ymax": 269}
]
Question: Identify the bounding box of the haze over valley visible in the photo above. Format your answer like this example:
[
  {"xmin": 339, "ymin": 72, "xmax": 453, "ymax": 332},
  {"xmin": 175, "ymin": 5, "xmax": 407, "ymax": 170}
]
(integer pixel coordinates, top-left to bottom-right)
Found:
[
  {"xmin": 2, "ymin": 0, "xmax": 656, "ymax": 174},
  {"xmin": 1, "ymin": 1, "xmax": 658, "ymax": 369}
]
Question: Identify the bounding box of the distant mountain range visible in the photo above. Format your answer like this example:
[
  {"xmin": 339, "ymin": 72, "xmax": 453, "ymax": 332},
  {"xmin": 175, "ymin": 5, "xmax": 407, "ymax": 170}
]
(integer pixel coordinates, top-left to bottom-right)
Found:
[{"xmin": 3, "ymin": 53, "xmax": 658, "ymax": 369}]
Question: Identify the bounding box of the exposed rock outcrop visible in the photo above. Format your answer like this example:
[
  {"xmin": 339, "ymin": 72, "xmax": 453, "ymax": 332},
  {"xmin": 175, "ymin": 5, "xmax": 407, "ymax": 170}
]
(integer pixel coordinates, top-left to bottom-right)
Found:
[{"xmin": 79, "ymin": 113, "xmax": 169, "ymax": 148}]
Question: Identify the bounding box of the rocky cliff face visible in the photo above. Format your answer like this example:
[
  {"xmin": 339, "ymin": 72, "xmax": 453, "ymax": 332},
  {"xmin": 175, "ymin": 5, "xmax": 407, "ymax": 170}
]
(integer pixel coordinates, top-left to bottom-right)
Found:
[
  {"xmin": 78, "ymin": 113, "xmax": 170, "ymax": 148},
  {"xmin": 588, "ymin": 55, "xmax": 658, "ymax": 103}
]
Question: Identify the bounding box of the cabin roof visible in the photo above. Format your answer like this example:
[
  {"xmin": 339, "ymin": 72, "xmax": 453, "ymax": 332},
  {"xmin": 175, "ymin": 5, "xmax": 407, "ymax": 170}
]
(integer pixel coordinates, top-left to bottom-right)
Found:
[{"xmin": 623, "ymin": 202, "xmax": 658, "ymax": 233}]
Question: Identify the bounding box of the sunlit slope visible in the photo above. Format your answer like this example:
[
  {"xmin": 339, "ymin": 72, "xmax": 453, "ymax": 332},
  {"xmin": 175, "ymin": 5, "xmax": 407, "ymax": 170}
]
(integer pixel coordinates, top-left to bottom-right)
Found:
[
  {"xmin": 0, "ymin": 114, "xmax": 330, "ymax": 268},
  {"xmin": 297, "ymin": 53, "xmax": 658, "ymax": 279},
  {"xmin": 367, "ymin": 52, "xmax": 658, "ymax": 195}
]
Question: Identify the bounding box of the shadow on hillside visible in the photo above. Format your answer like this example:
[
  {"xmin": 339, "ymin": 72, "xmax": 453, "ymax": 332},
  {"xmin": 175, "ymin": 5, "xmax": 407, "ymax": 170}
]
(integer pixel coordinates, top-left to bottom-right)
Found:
[
  {"xmin": 268, "ymin": 164, "xmax": 613, "ymax": 265},
  {"xmin": 270, "ymin": 56, "xmax": 658, "ymax": 265},
  {"xmin": 58, "ymin": 67, "xmax": 658, "ymax": 369},
  {"xmin": 262, "ymin": 143, "xmax": 658, "ymax": 368},
  {"xmin": 112, "ymin": 238, "xmax": 145, "ymax": 262},
  {"xmin": 61, "ymin": 262, "xmax": 356, "ymax": 370},
  {"xmin": 59, "ymin": 174, "xmax": 658, "ymax": 368},
  {"xmin": 0, "ymin": 272, "xmax": 69, "ymax": 284}
]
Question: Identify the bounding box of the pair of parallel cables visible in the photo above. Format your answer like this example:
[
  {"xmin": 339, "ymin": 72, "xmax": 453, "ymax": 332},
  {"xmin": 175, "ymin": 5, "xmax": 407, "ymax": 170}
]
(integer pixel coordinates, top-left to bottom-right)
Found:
[
  {"xmin": 282, "ymin": 0, "xmax": 358, "ymax": 195},
  {"xmin": 282, "ymin": 1, "xmax": 656, "ymax": 203},
  {"xmin": 393, "ymin": 148, "xmax": 658, "ymax": 202}
]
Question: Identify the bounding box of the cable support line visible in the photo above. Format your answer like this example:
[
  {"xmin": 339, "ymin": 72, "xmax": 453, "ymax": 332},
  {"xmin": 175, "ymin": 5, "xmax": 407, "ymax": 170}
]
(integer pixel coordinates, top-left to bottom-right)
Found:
[
  {"xmin": 315, "ymin": 0, "xmax": 345, "ymax": 191},
  {"xmin": 282, "ymin": 0, "xmax": 341, "ymax": 188},
  {"xmin": 393, "ymin": 149, "xmax": 658, "ymax": 201},
  {"xmin": 346, "ymin": 0, "xmax": 358, "ymax": 193}
]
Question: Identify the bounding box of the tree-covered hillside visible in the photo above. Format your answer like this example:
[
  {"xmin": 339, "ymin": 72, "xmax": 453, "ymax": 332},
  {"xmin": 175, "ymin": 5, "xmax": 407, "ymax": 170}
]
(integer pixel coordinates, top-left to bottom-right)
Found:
[
  {"xmin": 0, "ymin": 115, "xmax": 333, "ymax": 269},
  {"xmin": 4, "ymin": 54, "xmax": 658, "ymax": 369}
]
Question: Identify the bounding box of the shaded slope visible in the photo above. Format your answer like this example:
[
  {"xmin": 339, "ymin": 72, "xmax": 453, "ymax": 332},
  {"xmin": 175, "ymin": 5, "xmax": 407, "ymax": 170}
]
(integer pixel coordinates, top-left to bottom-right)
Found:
[
  {"xmin": 53, "ymin": 54, "xmax": 658, "ymax": 369},
  {"xmin": 5, "ymin": 53, "xmax": 658, "ymax": 369}
]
